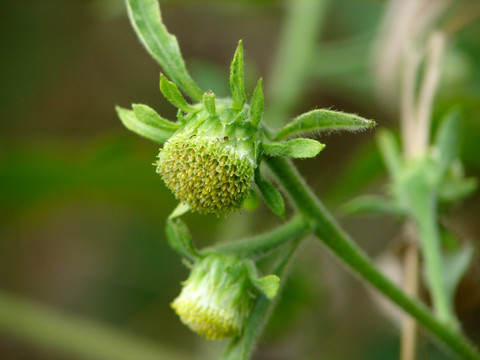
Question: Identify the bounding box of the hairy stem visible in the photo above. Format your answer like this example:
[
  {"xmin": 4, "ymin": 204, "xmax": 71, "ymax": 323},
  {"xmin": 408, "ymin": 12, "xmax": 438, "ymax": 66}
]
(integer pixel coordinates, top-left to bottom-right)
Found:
[
  {"xmin": 265, "ymin": 156, "xmax": 480, "ymax": 360},
  {"xmin": 214, "ymin": 214, "xmax": 311, "ymax": 259}
]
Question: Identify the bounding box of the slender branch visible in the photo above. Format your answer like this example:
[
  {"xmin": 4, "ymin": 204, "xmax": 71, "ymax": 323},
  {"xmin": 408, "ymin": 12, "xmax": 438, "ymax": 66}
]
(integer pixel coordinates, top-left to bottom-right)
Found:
[
  {"xmin": 264, "ymin": 156, "xmax": 480, "ymax": 360},
  {"xmin": 0, "ymin": 291, "xmax": 192, "ymax": 360},
  {"xmin": 266, "ymin": 0, "xmax": 329, "ymax": 127},
  {"xmin": 214, "ymin": 214, "xmax": 311, "ymax": 260}
]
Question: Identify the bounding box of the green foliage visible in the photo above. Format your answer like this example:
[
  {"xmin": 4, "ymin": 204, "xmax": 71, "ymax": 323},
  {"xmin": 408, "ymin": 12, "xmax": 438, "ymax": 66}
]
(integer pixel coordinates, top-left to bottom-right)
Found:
[
  {"xmin": 249, "ymin": 78, "xmax": 264, "ymax": 128},
  {"xmin": 159, "ymin": 74, "xmax": 194, "ymax": 112},
  {"xmin": 263, "ymin": 138, "xmax": 325, "ymax": 158},
  {"xmin": 275, "ymin": 109, "xmax": 376, "ymax": 140},
  {"xmin": 132, "ymin": 103, "xmax": 180, "ymax": 132},
  {"xmin": 166, "ymin": 218, "xmax": 199, "ymax": 261},
  {"xmin": 254, "ymin": 168, "xmax": 285, "ymax": 218},
  {"xmin": 230, "ymin": 40, "xmax": 246, "ymax": 111},
  {"xmin": 125, "ymin": 0, "xmax": 203, "ymax": 101},
  {"xmin": 116, "ymin": 106, "xmax": 172, "ymax": 143}
]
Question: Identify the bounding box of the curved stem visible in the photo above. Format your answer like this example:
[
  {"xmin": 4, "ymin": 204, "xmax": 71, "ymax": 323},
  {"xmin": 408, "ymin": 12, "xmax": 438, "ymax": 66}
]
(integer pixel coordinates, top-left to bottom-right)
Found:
[
  {"xmin": 214, "ymin": 214, "xmax": 311, "ymax": 260},
  {"xmin": 264, "ymin": 156, "xmax": 480, "ymax": 360}
]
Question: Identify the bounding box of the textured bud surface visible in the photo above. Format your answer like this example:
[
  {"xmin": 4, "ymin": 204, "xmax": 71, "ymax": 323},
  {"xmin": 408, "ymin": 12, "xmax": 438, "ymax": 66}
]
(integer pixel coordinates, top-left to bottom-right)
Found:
[
  {"xmin": 171, "ymin": 254, "xmax": 253, "ymax": 340},
  {"xmin": 158, "ymin": 133, "xmax": 254, "ymax": 215}
]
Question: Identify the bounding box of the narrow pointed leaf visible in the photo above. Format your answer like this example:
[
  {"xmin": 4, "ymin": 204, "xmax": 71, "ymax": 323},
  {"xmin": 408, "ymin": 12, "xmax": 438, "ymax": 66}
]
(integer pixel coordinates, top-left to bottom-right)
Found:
[
  {"xmin": 125, "ymin": 0, "xmax": 203, "ymax": 101},
  {"xmin": 159, "ymin": 74, "xmax": 194, "ymax": 112},
  {"xmin": 263, "ymin": 139, "xmax": 324, "ymax": 159},
  {"xmin": 116, "ymin": 106, "xmax": 172, "ymax": 143},
  {"xmin": 165, "ymin": 218, "xmax": 199, "ymax": 261},
  {"xmin": 203, "ymin": 92, "xmax": 216, "ymax": 116},
  {"xmin": 169, "ymin": 202, "xmax": 190, "ymax": 219},
  {"xmin": 343, "ymin": 195, "xmax": 405, "ymax": 216},
  {"xmin": 442, "ymin": 242, "xmax": 474, "ymax": 310},
  {"xmin": 251, "ymin": 275, "xmax": 280, "ymax": 299},
  {"xmin": 230, "ymin": 40, "xmax": 246, "ymax": 110},
  {"xmin": 434, "ymin": 107, "xmax": 460, "ymax": 177},
  {"xmin": 132, "ymin": 104, "xmax": 180, "ymax": 132},
  {"xmin": 439, "ymin": 177, "xmax": 478, "ymax": 202},
  {"xmin": 250, "ymin": 78, "xmax": 264, "ymax": 128},
  {"xmin": 376, "ymin": 129, "xmax": 402, "ymax": 180},
  {"xmin": 255, "ymin": 169, "xmax": 285, "ymax": 218},
  {"xmin": 275, "ymin": 109, "xmax": 376, "ymax": 140}
]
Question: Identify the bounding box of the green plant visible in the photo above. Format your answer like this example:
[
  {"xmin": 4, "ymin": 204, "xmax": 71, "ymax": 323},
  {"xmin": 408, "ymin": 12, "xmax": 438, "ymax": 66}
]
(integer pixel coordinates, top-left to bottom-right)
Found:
[{"xmin": 114, "ymin": 1, "xmax": 479, "ymax": 359}]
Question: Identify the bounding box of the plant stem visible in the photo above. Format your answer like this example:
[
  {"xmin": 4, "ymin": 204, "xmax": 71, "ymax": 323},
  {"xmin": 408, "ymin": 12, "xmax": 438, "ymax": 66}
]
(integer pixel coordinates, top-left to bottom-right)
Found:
[
  {"xmin": 264, "ymin": 156, "xmax": 480, "ymax": 360},
  {"xmin": 214, "ymin": 214, "xmax": 311, "ymax": 259},
  {"xmin": 266, "ymin": 0, "xmax": 329, "ymax": 127},
  {"xmin": 222, "ymin": 237, "xmax": 302, "ymax": 360},
  {"xmin": 0, "ymin": 291, "xmax": 191, "ymax": 360}
]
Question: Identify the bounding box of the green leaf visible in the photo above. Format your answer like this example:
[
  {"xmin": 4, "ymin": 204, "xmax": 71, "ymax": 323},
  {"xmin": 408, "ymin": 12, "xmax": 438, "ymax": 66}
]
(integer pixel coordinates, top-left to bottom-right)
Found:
[
  {"xmin": 251, "ymin": 275, "xmax": 280, "ymax": 299},
  {"xmin": 442, "ymin": 242, "xmax": 474, "ymax": 313},
  {"xmin": 343, "ymin": 195, "xmax": 404, "ymax": 216},
  {"xmin": 249, "ymin": 78, "xmax": 264, "ymax": 128},
  {"xmin": 230, "ymin": 40, "xmax": 246, "ymax": 111},
  {"xmin": 125, "ymin": 0, "xmax": 203, "ymax": 101},
  {"xmin": 165, "ymin": 218, "xmax": 199, "ymax": 261},
  {"xmin": 434, "ymin": 107, "xmax": 461, "ymax": 177},
  {"xmin": 263, "ymin": 139, "xmax": 325, "ymax": 159},
  {"xmin": 439, "ymin": 177, "xmax": 478, "ymax": 202},
  {"xmin": 116, "ymin": 106, "xmax": 172, "ymax": 143},
  {"xmin": 275, "ymin": 109, "xmax": 376, "ymax": 140},
  {"xmin": 254, "ymin": 169, "xmax": 285, "ymax": 218},
  {"xmin": 132, "ymin": 104, "xmax": 180, "ymax": 132},
  {"xmin": 203, "ymin": 92, "xmax": 216, "ymax": 116},
  {"xmin": 376, "ymin": 129, "xmax": 402, "ymax": 180},
  {"xmin": 168, "ymin": 202, "xmax": 190, "ymax": 219},
  {"xmin": 159, "ymin": 74, "xmax": 194, "ymax": 112}
]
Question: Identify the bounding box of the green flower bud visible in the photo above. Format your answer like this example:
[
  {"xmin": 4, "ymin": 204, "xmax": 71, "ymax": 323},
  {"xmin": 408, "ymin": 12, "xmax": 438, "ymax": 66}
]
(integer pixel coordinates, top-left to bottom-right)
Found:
[
  {"xmin": 171, "ymin": 254, "xmax": 254, "ymax": 340},
  {"xmin": 157, "ymin": 99, "xmax": 259, "ymax": 216}
]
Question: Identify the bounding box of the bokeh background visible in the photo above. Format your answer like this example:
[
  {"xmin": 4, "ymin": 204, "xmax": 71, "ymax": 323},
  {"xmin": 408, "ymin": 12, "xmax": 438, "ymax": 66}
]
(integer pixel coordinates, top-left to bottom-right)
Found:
[{"xmin": 1, "ymin": 0, "xmax": 479, "ymax": 359}]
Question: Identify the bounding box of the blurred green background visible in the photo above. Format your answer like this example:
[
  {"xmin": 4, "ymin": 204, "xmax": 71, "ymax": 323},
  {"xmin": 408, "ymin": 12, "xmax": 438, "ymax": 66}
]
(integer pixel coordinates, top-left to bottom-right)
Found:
[{"xmin": 1, "ymin": 1, "xmax": 479, "ymax": 359}]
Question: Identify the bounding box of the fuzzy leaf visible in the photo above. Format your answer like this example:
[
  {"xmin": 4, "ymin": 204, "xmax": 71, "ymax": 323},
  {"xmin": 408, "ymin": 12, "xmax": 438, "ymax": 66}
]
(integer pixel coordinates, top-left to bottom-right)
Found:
[
  {"xmin": 263, "ymin": 139, "xmax": 325, "ymax": 159},
  {"xmin": 165, "ymin": 218, "xmax": 199, "ymax": 261},
  {"xmin": 116, "ymin": 106, "xmax": 172, "ymax": 143},
  {"xmin": 251, "ymin": 275, "xmax": 280, "ymax": 299},
  {"xmin": 434, "ymin": 107, "xmax": 460, "ymax": 177},
  {"xmin": 343, "ymin": 195, "xmax": 404, "ymax": 216},
  {"xmin": 255, "ymin": 169, "xmax": 285, "ymax": 218},
  {"xmin": 376, "ymin": 129, "xmax": 402, "ymax": 180},
  {"xmin": 230, "ymin": 40, "xmax": 246, "ymax": 111},
  {"xmin": 125, "ymin": 0, "xmax": 202, "ymax": 101},
  {"xmin": 203, "ymin": 92, "xmax": 216, "ymax": 116},
  {"xmin": 159, "ymin": 74, "xmax": 194, "ymax": 112},
  {"xmin": 250, "ymin": 78, "xmax": 264, "ymax": 128},
  {"xmin": 132, "ymin": 104, "xmax": 180, "ymax": 132},
  {"xmin": 442, "ymin": 243, "xmax": 474, "ymax": 310},
  {"xmin": 275, "ymin": 109, "xmax": 375, "ymax": 140}
]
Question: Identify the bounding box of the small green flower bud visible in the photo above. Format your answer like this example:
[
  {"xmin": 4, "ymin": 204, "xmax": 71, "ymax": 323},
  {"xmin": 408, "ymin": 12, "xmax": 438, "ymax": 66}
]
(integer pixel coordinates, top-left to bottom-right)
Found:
[
  {"xmin": 171, "ymin": 254, "xmax": 254, "ymax": 340},
  {"xmin": 157, "ymin": 99, "xmax": 259, "ymax": 216}
]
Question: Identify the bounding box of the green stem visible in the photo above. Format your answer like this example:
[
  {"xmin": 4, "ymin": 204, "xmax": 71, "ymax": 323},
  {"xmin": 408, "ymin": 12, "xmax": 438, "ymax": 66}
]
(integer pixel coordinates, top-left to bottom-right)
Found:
[
  {"xmin": 264, "ymin": 156, "xmax": 480, "ymax": 360},
  {"xmin": 266, "ymin": 0, "xmax": 329, "ymax": 127},
  {"xmin": 222, "ymin": 237, "xmax": 302, "ymax": 360},
  {"xmin": 214, "ymin": 214, "xmax": 311, "ymax": 259},
  {"xmin": 0, "ymin": 291, "xmax": 191, "ymax": 360},
  {"xmin": 414, "ymin": 196, "xmax": 453, "ymax": 324}
]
